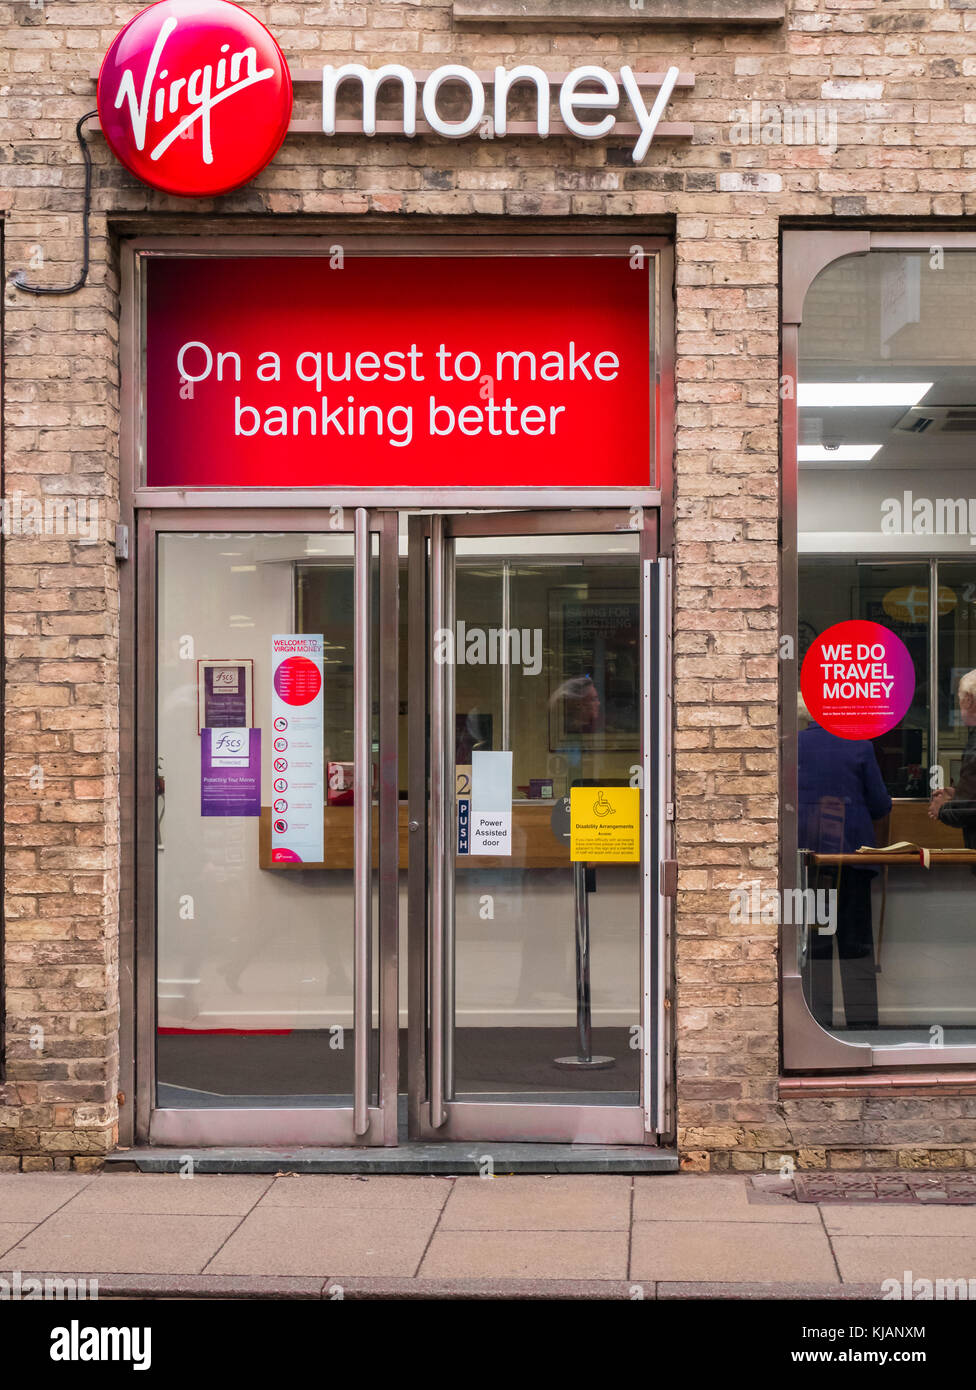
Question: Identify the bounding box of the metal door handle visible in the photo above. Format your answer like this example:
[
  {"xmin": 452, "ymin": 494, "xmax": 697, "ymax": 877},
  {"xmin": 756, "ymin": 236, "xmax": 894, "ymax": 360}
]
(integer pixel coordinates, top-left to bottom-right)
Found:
[
  {"xmin": 408, "ymin": 819, "xmax": 420, "ymax": 832},
  {"xmin": 353, "ymin": 507, "xmax": 371, "ymax": 1137},
  {"xmin": 428, "ymin": 516, "xmax": 447, "ymax": 1129}
]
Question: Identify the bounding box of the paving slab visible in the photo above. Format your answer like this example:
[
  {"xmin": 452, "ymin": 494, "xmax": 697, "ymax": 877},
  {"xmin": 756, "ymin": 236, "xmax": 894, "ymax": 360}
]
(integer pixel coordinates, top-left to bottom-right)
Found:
[
  {"xmin": 657, "ymin": 1282, "xmax": 887, "ymax": 1300},
  {"xmin": 822, "ymin": 1204, "xmax": 976, "ymax": 1237},
  {"xmin": 0, "ymin": 1224, "xmax": 38, "ymax": 1259},
  {"xmin": 4, "ymin": 1168, "xmax": 971, "ymax": 1296},
  {"xmin": 630, "ymin": 1220, "xmax": 838, "ymax": 1283},
  {"xmin": 205, "ymin": 1206, "xmax": 437, "ymax": 1277},
  {"xmin": 68, "ymin": 1174, "xmax": 273, "ymax": 1215},
  {"xmin": 440, "ymin": 1174, "xmax": 632, "ymax": 1231},
  {"xmin": 633, "ymin": 1174, "xmax": 818, "ymax": 1224},
  {"xmin": 326, "ymin": 1276, "xmax": 637, "ymax": 1299},
  {"xmin": 419, "ymin": 1229, "xmax": 629, "ymax": 1279},
  {"xmin": 58, "ymin": 1273, "xmax": 327, "ymax": 1300},
  {"xmin": 258, "ymin": 1173, "xmax": 452, "ymax": 1212},
  {"xmin": 2, "ymin": 1272, "xmax": 899, "ymax": 1301},
  {"xmin": 831, "ymin": 1235, "xmax": 976, "ymax": 1284},
  {"xmin": 0, "ymin": 1212, "xmax": 242, "ymax": 1276},
  {"xmin": 0, "ymin": 1173, "xmax": 94, "ymax": 1222}
]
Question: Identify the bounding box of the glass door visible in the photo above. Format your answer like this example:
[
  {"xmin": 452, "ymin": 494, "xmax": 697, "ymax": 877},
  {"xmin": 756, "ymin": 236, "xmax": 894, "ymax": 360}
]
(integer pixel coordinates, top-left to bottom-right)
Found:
[
  {"xmin": 408, "ymin": 510, "xmax": 667, "ymax": 1144},
  {"xmin": 142, "ymin": 509, "xmax": 399, "ymax": 1146}
]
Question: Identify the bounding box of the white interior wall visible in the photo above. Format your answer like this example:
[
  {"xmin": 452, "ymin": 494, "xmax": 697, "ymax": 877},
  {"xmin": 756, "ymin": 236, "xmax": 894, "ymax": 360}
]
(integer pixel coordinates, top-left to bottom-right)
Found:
[
  {"xmin": 800, "ymin": 466, "xmax": 976, "ymax": 553},
  {"xmin": 821, "ymin": 874, "xmax": 976, "ymax": 1029}
]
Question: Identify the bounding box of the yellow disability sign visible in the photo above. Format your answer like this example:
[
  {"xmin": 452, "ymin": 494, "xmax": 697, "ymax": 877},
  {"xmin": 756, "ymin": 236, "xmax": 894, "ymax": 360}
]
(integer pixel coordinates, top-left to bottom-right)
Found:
[{"xmin": 570, "ymin": 786, "xmax": 640, "ymax": 862}]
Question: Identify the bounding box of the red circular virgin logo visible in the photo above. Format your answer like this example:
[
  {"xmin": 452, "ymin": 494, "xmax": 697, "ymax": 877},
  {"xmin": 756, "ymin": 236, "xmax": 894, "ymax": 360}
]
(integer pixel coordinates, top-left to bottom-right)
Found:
[{"xmin": 97, "ymin": 0, "xmax": 293, "ymax": 197}]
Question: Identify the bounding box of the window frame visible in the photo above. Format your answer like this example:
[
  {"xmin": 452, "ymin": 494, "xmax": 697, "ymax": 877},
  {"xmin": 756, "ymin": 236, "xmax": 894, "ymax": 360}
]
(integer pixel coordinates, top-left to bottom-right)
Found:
[{"xmin": 781, "ymin": 229, "xmax": 976, "ymax": 1070}]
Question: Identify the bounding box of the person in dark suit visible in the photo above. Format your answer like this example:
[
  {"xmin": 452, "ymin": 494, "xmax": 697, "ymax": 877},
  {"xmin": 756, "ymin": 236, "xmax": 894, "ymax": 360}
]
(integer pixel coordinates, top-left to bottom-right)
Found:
[
  {"xmin": 798, "ymin": 696, "xmax": 893, "ymax": 1029},
  {"xmin": 929, "ymin": 669, "xmax": 976, "ymax": 853}
]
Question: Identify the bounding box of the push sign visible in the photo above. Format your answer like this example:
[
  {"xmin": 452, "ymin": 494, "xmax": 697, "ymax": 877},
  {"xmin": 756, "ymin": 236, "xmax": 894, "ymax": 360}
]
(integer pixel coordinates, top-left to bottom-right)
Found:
[{"xmin": 97, "ymin": 0, "xmax": 293, "ymax": 197}]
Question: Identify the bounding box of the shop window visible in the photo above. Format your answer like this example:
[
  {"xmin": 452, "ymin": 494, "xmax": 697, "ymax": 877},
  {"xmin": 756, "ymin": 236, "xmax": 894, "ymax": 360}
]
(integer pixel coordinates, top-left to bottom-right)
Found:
[{"xmin": 793, "ymin": 249, "xmax": 976, "ymax": 1053}]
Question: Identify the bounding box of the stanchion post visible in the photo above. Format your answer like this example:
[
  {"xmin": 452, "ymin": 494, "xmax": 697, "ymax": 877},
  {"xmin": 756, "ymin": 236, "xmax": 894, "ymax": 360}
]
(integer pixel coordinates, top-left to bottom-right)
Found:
[{"xmin": 554, "ymin": 861, "xmax": 614, "ymax": 1071}]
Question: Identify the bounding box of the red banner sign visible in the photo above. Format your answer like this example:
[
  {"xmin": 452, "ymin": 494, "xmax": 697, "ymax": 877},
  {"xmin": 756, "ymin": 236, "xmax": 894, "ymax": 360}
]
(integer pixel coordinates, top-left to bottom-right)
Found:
[{"xmin": 145, "ymin": 256, "xmax": 653, "ymax": 488}]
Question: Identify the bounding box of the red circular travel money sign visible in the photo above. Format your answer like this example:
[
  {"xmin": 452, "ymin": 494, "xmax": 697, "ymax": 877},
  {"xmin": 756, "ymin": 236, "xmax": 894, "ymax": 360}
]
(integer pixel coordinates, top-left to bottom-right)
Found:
[
  {"xmin": 800, "ymin": 620, "xmax": 916, "ymax": 741},
  {"xmin": 97, "ymin": 0, "xmax": 293, "ymax": 197}
]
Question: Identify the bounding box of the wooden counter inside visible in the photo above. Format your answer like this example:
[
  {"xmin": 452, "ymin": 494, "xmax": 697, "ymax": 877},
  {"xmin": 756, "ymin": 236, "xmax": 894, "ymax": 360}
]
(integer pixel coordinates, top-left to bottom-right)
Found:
[
  {"xmin": 888, "ymin": 799, "xmax": 966, "ymax": 851},
  {"xmin": 800, "ymin": 800, "xmax": 971, "ymax": 867},
  {"xmin": 808, "ymin": 851, "xmax": 976, "ymax": 867}
]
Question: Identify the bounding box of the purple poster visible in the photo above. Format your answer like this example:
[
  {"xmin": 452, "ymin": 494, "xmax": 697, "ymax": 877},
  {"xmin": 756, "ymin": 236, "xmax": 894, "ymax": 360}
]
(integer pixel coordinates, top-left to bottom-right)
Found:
[
  {"xmin": 201, "ymin": 728, "xmax": 261, "ymax": 817},
  {"xmin": 204, "ymin": 664, "xmax": 248, "ymax": 727}
]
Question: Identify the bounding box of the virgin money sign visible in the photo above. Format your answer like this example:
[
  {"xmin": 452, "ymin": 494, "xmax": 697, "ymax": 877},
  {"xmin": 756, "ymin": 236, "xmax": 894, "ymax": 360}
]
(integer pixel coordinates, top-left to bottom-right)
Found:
[
  {"xmin": 97, "ymin": 0, "xmax": 292, "ymax": 197},
  {"xmin": 97, "ymin": 6, "xmax": 687, "ymax": 196},
  {"xmin": 145, "ymin": 256, "xmax": 653, "ymax": 489}
]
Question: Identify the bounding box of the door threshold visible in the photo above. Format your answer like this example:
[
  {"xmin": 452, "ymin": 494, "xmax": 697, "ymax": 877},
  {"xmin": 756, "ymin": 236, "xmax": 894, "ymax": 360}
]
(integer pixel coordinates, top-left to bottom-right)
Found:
[{"xmin": 106, "ymin": 1143, "xmax": 678, "ymax": 1175}]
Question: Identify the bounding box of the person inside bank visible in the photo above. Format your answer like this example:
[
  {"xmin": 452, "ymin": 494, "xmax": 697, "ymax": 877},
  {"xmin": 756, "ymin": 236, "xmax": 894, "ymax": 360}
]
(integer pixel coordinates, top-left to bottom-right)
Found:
[
  {"xmin": 549, "ymin": 675, "xmax": 601, "ymax": 794},
  {"xmin": 797, "ymin": 694, "xmax": 893, "ymax": 1029},
  {"xmin": 928, "ymin": 668, "xmax": 976, "ymax": 853}
]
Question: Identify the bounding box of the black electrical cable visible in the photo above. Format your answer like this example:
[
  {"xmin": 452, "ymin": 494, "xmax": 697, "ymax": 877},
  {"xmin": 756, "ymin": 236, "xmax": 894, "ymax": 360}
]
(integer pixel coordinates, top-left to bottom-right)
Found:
[{"xmin": 12, "ymin": 110, "xmax": 98, "ymax": 296}]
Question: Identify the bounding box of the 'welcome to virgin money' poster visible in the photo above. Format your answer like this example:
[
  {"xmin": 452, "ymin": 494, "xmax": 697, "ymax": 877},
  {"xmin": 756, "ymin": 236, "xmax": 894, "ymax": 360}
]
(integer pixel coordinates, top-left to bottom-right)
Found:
[{"xmin": 270, "ymin": 635, "xmax": 325, "ymax": 863}]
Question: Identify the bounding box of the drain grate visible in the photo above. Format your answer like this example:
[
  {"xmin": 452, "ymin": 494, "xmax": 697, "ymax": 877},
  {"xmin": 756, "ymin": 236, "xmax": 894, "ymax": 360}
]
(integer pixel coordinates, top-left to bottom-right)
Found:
[{"xmin": 782, "ymin": 1172, "xmax": 976, "ymax": 1204}]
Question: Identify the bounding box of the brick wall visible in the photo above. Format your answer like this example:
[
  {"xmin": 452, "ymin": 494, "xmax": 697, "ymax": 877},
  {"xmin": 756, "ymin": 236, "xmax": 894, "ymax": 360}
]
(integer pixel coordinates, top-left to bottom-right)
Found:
[{"xmin": 1, "ymin": 0, "xmax": 975, "ymax": 1165}]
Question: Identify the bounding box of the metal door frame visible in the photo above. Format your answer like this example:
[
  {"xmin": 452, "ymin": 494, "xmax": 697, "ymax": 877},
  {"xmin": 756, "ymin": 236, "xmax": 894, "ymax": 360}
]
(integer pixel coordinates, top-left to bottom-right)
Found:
[
  {"xmin": 136, "ymin": 507, "xmax": 401, "ymax": 1147},
  {"xmin": 117, "ymin": 234, "xmax": 675, "ymax": 1145},
  {"xmin": 406, "ymin": 507, "xmax": 671, "ymax": 1144}
]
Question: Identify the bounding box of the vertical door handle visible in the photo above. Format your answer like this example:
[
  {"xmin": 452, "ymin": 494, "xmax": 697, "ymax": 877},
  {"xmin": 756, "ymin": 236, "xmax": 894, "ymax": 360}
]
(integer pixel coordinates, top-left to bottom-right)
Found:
[
  {"xmin": 353, "ymin": 507, "xmax": 372, "ymax": 1137},
  {"xmin": 428, "ymin": 516, "xmax": 447, "ymax": 1129}
]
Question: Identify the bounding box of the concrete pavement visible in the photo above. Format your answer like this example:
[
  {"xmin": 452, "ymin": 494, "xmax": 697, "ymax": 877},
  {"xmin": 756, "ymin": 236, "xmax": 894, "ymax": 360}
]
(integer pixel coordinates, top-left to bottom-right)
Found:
[{"xmin": 2, "ymin": 1170, "xmax": 976, "ymax": 1298}]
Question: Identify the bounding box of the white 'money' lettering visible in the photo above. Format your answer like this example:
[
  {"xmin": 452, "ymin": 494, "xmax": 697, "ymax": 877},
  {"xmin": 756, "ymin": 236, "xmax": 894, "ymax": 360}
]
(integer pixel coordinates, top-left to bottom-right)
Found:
[
  {"xmin": 322, "ymin": 64, "xmax": 418, "ymax": 138},
  {"xmin": 422, "ymin": 65, "xmax": 485, "ymax": 138},
  {"xmin": 321, "ymin": 62, "xmax": 682, "ymax": 163}
]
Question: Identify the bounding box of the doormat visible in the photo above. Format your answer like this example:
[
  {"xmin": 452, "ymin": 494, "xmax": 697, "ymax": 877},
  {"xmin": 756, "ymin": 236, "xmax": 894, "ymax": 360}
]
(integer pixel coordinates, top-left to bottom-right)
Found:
[{"xmin": 753, "ymin": 1172, "xmax": 976, "ymax": 1204}]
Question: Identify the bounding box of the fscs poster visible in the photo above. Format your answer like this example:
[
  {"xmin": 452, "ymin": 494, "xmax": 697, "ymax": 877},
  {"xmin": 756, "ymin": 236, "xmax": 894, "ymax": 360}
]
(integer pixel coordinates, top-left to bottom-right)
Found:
[
  {"xmin": 270, "ymin": 635, "xmax": 325, "ymax": 863},
  {"xmin": 201, "ymin": 728, "xmax": 261, "ymax": 818}
]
